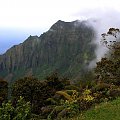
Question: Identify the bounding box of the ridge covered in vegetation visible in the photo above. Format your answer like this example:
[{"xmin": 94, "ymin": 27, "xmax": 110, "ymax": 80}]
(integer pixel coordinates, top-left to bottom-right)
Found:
[
  {"xmin": 0, "ymin": 28, "xmax": 120, "ymax": 120},
  {"xmin": 0, "ymin": 20, "xmax": 96, "ymax": 83}
]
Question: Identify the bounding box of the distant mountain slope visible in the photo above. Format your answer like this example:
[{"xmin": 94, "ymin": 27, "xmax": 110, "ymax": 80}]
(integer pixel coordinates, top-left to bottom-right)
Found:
[{"xmin": 0, "ymin": 20, "xmax": 96, "ymax": 82}]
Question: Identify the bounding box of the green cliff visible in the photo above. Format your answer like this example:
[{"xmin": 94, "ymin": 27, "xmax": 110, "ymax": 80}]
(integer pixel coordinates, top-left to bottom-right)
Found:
[{"xmin": 0, "ymin": 20, "xmax": 96, "ymax": 82}]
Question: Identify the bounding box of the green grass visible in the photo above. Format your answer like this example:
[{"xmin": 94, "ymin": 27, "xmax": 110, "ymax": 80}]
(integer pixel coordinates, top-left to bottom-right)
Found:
[{"xmin": 66, "ymin": 97, "xmax": 120, "ymax": 120}]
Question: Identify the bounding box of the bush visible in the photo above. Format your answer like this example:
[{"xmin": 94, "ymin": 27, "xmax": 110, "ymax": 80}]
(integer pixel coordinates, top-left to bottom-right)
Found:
[
  {"xmin": 12, "ymin": 76, "xmax": 54, "ymax": 114},
  {"xmin": 0, "ymin": 96, "xmax": 31, "ymax": 120},
  {"xmin": 78, "ymin": 89, "xmax": 94, "ymax": 111},
  {"xmin": 45, "ymin": 90, "xmax": 80, "ymax": 119}
]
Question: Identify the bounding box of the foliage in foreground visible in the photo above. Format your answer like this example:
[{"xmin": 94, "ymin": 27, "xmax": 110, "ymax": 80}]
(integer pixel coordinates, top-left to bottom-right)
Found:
[
  {"xmin": 73, "ymin": 97, "xmax": 120, "ymax": 120},
  {"xmin": 0, "ymin": 96, "xmax": 31, "ymax": 120},
  {"xmin": 0, "ymin": 28, "xmax": 120, "ymax": 120},
  {"xmin": 12, "ymin": 73, "xmax": 70, "ymax": 115}
]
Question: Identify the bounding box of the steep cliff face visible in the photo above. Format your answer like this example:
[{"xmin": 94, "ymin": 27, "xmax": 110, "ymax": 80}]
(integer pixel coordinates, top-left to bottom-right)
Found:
[{"xmin": 0, "ymin": 20, "xmax": 96, "ymax": 82}]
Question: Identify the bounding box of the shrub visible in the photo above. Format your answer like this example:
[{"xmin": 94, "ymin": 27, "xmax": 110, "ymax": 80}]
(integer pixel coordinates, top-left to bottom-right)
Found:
[
  {"xmin": 78, "ymin": 89, "xmax": 94, "ymax": 111},
  {"xmin": 0, "ymin": 96, "xmax": 31, "ymax": 120},
  {"xmin": 12, "ymin": 76, "xmax": 54, "ymax": 114},
  {"xmin": 46, "ymin": 90, "xmax": 80, "ymax": 119}
]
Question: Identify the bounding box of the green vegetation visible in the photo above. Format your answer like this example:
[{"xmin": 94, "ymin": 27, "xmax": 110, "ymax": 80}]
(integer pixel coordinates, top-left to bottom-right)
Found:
[
  {"xmin": 0, "ymin": 96, "xmax": 31, "ymax": 120},
  {"xmin": 0, "ymin": 78, "xmax": 8, "ymax": 105},
  {"xmin": 0, "ymin": 28, "xmax": 120, "ymax": 120},
  {"xmin": 82, "ymin": 97, "xmax": 120, "ymax": 120},
  {"xmin": 12, "ymin": 73, "xmax": 70, "ymax": 115},
  {"xmin": 64, "ymin": 97, "xmax": 120, "ymax": 120},
  {"xmin": 0, "ymin": 20, "xmax": 96, "ymax": 82}
]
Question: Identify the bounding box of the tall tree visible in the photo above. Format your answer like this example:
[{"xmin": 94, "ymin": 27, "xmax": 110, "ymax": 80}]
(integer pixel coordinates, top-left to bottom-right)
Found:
[
  {"xmin": 0, "ymin": 78, "xmax": 8, "ymax": 105},
  {"xmin": 95, "ymin": 28, "xmax": 120, "ymax": 85}
]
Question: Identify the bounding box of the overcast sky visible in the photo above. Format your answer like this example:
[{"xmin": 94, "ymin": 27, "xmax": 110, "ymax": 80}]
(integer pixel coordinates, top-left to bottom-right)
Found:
[{"xmin": 0, "ymin": 0, "xmax": 120, "ymax": 54}]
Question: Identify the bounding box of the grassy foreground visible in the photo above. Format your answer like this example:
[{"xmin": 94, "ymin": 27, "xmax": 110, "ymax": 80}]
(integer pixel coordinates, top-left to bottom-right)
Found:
[{"xmin": 66, "ymin": 97, "xmax": 120, "ymax": 120}]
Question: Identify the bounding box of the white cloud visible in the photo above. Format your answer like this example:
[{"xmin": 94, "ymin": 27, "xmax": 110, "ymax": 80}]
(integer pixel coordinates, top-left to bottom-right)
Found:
[
  {"xmin": 0, "ymin": 0, "xmax": 80, "ymax": 28},
  {"xmin": 0, "ymin": 0, "xmax": 120, "ymax": 29}
]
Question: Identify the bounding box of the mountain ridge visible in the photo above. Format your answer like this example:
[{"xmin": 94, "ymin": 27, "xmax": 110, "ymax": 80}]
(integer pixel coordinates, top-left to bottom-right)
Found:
[{"xmin": 0, "ymin": 20, "xmax": 96, "ymax": 82}]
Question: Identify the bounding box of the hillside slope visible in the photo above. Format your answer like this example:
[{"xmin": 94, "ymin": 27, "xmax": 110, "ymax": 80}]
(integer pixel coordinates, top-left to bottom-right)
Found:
[
  {"xmin": 0, "ymin": 20, "xmax": 96, "ymax": 82},
  {"xmin": 68, "ymin": 97, "xmax": 120, "ymax": 120}
]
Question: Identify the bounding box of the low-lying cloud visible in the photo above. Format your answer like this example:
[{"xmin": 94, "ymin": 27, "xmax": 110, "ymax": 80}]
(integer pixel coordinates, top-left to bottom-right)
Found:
[{"xmin": 76, "ymin": 8, "xmax": 120, "ymax": 68}]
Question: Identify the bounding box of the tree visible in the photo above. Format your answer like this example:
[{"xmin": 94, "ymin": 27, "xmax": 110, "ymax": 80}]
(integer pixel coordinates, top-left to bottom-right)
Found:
[
  {"xmin": 12, "ymin": 76, "xmax": 52, "ymax": 114},
  {"xmin": 95, "ymin": 28, "xmax": 120, "ymax": 85},
  {"xmin": 0, "ymin": 78, "xmax": 8, "ymax": 105},
  {"xmin": 12, "ymin": 74, "xmax": 70, "ymax": 114},
  {"xmin": 45, "ymin": 72, "xmax": 70, "ymax": 90}
]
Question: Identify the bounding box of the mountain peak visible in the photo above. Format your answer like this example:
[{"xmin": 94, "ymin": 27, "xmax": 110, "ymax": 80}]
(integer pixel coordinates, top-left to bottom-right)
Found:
[
  {"xmin": 49, "ymin": 20, "xmax": 90, "ymax": 32},
  {"xmin": 50, "ymin": 20, "xmax": 67, "ymax": 30},
  {"xmin": 56, "ymin": 20, "xmax": 65, "ymax": 23},
  {"xmin": 49, "ymin": 20, "xmax": 80, "ymax": 32}
]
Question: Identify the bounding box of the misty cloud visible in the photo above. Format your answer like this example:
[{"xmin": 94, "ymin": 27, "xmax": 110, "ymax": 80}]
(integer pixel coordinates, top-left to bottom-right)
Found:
[
  {"xmin": 77, "ymin": 9, "xmax": 120, "ymax": 68},
  {"xmin": 75, "ymin": 8, "xmax": 120, "ymax": 68}
]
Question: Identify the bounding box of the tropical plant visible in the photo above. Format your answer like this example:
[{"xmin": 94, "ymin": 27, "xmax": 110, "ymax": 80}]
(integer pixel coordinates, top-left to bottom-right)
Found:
[
  {"xmin": 0, "ymin": 96, "xmax": 31, "ymax": 120},
  {"xmin": 46, "ymin": 90, "xmax": 79, "ymax": 120}
]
